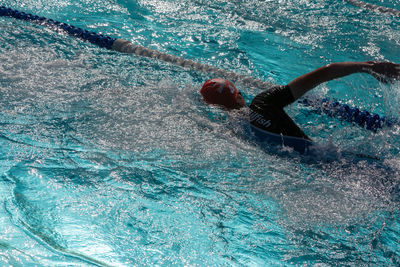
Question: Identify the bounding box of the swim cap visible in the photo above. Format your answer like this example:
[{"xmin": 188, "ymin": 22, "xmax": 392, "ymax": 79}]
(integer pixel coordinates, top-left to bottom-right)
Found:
[{"xmin": 200, "ymin": 78, "xmax": 239, "ymax": 108}]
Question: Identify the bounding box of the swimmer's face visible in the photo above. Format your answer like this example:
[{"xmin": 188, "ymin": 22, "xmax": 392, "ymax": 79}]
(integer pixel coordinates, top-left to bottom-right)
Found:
[{"xmin": 233, "ymin": 92, "xmax": 246, "ymax": 109}]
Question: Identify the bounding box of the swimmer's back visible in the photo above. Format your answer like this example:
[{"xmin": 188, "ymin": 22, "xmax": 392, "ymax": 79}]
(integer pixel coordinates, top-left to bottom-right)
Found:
[{"xmin": 249, "ymin": 85, "xmax": 310, "ymax": 140}]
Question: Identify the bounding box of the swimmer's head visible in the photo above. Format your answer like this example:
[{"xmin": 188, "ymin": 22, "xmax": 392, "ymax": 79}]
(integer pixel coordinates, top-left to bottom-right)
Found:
[{"xmin": 200, "ymin": 78, "xmax": 245, "ymax": 109}]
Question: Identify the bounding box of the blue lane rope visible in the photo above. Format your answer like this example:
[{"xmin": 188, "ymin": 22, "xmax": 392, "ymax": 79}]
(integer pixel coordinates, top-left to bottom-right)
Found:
[
  {"xmin": 299, "ymin": 97, "xmax": 396, "ymax": 131},
  {"xmin": 0, "ymin": 6, "xmax": 116, "ymax": 49},
  {"xmin": 0, "ymin": 6, "xmax": 394, "ymax": 132}
]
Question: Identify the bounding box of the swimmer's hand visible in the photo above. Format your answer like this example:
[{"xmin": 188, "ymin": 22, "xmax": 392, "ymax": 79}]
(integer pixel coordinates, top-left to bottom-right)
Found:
[{"xmin": 364, "ymin": 61, "xmax": 400, "ymax": 83}]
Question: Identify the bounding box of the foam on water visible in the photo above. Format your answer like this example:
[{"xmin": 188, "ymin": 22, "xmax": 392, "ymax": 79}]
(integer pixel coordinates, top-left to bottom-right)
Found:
[{"xmin": 1, "ymin": 0, "xmax": 400, "ymax": 265}]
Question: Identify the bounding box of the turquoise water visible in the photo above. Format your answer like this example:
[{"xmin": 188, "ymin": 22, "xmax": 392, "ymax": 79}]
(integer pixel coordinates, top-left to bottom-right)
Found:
[{"xmin": 1, "ymin": 0, "xmax": 400, "ymax": 265}]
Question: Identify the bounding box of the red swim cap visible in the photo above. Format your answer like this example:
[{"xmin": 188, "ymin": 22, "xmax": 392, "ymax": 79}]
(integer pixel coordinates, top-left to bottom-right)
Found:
[{"xmin": 200, "ymin": 78, "xmax": 239, "ymax": 108}]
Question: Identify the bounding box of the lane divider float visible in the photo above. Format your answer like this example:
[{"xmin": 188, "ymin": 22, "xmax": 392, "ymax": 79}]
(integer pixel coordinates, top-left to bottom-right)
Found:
[{"xmin": 345, "ymin": 0, "xmax": 400, "ymax": 17}]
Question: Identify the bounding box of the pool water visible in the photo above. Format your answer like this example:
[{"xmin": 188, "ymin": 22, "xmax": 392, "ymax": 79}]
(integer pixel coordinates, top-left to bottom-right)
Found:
[{"xmin": 1, "ymin": 0, "xmax": 400, "ymax": 266}]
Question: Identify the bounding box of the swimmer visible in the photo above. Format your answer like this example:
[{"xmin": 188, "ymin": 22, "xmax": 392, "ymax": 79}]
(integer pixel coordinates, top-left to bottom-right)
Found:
[{"xmin": 200, "ymin": 61, "xmax": 400, "ymax": 143}]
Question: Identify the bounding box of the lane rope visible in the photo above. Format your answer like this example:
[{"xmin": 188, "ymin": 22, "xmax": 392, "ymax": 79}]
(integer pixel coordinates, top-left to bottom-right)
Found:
[
  {"xmin": 0, "ymin": 7, "xmax": 271, "ymax": 89},
  {"xmin": 345, "ymin": 0, "xmax": 400, "ymax": 17},
  {"xmin": 0, "ymin": 6, "xmax": 394, "ymax": 131},
  {"xmin": 299, "ymin": 97, "xmax": 395, "ymax": 131}
]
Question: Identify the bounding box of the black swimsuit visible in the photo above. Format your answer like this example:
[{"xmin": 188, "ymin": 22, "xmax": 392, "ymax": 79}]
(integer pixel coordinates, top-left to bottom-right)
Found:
[{"xmin": 249, "ymin": 85, "xmax": 310, "ymax": 140}]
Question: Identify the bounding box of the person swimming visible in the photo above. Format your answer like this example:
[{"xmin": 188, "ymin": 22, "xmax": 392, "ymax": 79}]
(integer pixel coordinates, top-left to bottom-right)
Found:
[{"xmin": 200, "ymin": 61, "xmax": 400, "ymax": 151}]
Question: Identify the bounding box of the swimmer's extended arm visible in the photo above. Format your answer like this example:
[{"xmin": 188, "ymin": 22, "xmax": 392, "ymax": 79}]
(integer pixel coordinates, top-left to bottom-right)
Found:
[{"xmin": 287, "ymin": 61, "xmax": 400, "ymax": 100}]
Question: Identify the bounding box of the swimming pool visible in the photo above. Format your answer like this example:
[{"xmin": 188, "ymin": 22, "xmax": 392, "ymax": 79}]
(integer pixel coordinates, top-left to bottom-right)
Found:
[{"xmin": 1, "ymin": 0, "xmax": 400, "ymax": 265}]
